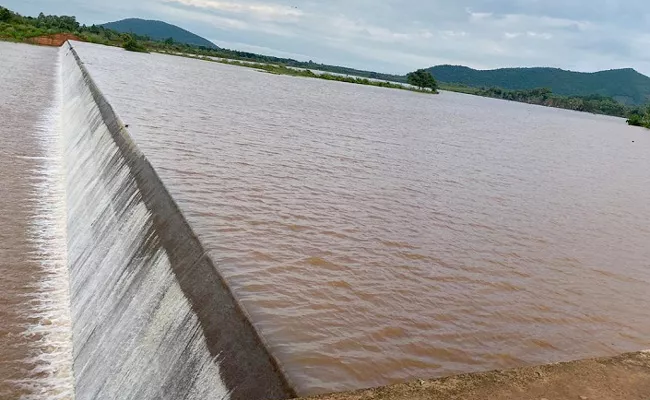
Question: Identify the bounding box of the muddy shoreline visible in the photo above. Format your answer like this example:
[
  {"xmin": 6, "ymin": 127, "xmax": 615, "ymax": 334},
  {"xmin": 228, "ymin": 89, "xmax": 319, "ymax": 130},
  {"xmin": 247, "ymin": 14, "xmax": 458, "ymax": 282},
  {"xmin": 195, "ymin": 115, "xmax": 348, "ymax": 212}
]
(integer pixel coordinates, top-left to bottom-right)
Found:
[{"xmin": 302, "ymin": 352, "xmax": 650, "ymax": 400}]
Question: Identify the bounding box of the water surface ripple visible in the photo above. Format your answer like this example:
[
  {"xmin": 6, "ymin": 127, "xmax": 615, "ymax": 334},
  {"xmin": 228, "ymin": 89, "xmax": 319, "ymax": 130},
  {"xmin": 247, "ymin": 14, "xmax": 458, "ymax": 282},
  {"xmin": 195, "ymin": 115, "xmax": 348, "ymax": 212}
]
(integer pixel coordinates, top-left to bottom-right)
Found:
[{"xmin": 74, "ymin": 41, "xmax": 650, "ymax": 395}]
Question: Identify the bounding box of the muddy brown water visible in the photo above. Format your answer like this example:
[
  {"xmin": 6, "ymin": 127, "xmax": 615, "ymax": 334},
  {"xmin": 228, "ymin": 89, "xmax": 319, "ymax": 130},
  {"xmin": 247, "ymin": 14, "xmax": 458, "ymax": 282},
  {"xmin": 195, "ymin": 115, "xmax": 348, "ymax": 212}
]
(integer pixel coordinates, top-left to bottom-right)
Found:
[
  {"xmin": 0, "ymin": 42, "xmax": 73, "ymax": 399},
  {"xmin": 41, "ymin": 41, "xmax": 650, "ymax": 396}
]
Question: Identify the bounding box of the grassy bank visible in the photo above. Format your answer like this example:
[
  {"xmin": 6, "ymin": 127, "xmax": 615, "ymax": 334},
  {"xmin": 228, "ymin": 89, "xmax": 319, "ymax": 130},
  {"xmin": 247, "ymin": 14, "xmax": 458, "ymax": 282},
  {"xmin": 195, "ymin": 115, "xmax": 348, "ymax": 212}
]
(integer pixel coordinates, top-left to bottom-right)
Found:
[
  {"xmin": 439, "ymin": 84, "xmax": 633, "ymax": 118},
  {"xmin": 215, "ymin": 59, "xmax": 437, "ymax": 94},
  {"xmin": 158, "ymin": 52, "xmax": 437, "ymax": 94}
]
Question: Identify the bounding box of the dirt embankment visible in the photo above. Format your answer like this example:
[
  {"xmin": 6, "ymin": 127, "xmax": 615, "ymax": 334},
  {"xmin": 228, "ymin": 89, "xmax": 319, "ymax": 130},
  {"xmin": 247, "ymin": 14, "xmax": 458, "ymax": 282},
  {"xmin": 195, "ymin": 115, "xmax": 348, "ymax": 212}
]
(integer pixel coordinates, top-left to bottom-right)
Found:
[
  {"xmin": 26, "ymin": 33, "xmax": 83, "ymax": 47},
  {"xmin": 303, "ymin": 352, "xmax": 650, "ymax": 400}
]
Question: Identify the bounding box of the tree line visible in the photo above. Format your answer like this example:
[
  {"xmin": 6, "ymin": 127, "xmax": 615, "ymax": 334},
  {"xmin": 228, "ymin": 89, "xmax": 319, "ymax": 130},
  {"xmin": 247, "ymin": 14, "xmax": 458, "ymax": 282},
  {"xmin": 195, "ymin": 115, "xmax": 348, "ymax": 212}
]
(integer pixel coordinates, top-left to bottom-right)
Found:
[
  {"xmin": 0, "ymin": 6, "xmax": 142, "ymax": 47},
  {"xmin": 469, "ymin": 87, "xmax": 631, "ymax": 117}
]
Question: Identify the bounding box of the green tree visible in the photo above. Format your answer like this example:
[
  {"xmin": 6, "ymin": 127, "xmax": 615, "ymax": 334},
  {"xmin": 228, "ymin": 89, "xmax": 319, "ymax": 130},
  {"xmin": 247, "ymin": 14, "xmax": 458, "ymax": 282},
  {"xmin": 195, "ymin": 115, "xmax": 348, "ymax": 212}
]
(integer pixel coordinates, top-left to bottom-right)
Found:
[
  {"xmin": 407, "ymin": 69, "xmax": 438, "ymax": 91},
  {"xmin": 0, "ymin": 7, "xmax": 12, "ymax": 22},
  {"xmin": 122, "ymin": 34, "xmax": 148, "ymax": 52},
  {"xmin": 627, "ymin": 106, "xmax": 650, "ymax": 128},
  {"xmin": 164, "ymin": 37, "xmax": 174, "ymax": 45}
]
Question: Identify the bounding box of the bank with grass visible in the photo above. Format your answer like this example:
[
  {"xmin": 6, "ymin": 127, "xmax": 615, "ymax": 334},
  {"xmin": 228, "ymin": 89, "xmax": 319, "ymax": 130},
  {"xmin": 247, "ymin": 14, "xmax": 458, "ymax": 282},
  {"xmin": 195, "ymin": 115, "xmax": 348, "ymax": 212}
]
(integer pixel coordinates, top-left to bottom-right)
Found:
[{"xmin": 209, "ymin": 58, "xmax": 439, "ymax": 94}]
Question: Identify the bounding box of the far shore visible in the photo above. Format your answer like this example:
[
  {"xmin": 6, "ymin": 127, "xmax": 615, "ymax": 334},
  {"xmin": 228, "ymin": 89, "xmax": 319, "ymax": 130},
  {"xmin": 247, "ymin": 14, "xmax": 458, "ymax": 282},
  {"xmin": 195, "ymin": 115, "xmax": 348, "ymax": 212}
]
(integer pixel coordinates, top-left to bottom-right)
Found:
[{"xmin": 154, "ymin": 49, "xmax": 439, "ymax": 95}]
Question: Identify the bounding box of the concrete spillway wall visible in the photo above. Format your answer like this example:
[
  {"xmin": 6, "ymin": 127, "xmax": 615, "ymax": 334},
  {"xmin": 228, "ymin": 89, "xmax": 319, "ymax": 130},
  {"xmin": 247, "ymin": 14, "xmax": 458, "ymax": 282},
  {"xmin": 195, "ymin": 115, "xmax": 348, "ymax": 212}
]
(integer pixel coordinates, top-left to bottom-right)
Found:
[{"xmin": 61, "ymin": 42, "xmax": 294, "ymax": 400}]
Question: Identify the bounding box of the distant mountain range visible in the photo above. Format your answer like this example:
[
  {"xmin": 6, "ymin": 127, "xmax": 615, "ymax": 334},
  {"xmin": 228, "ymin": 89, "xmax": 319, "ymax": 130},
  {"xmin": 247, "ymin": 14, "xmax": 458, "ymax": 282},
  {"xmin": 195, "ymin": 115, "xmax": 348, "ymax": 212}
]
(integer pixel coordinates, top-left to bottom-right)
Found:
[
  {"xmin": 100, "ymin": 18, "xmax": 650, "ymax": 105},
  {"xmin": 427, "ymin": 65, "xmax": 650, "ymax": 105},
  {"xmin": 102, "ymin": 18, "xmax": 217, "ymax": 49}
]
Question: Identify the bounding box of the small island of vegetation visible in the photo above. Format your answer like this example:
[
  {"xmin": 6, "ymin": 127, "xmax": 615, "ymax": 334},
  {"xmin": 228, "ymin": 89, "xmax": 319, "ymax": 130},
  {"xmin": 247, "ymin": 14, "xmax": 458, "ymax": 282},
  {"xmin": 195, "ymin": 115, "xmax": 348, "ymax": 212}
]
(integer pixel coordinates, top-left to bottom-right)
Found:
[{"xmin": 406, "ymin": 69, "xmax": 438, "ymax": 92}]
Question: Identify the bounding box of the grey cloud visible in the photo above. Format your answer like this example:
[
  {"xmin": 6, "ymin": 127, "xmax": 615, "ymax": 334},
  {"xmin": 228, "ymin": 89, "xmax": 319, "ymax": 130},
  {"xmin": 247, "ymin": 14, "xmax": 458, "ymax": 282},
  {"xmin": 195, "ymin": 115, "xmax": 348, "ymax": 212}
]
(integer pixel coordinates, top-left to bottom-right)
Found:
[{"xmin": 4, "ymin": 0, "xmax": 650, "ymax": 75}]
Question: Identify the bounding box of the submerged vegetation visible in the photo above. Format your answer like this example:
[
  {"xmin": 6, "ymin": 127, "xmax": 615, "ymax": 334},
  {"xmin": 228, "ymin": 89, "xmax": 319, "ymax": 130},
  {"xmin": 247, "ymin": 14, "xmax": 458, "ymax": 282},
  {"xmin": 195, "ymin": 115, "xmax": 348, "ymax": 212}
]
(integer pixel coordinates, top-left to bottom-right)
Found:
[{"xmin": 2, "ymin": 5, "xmax": 650, "ymax": 125}]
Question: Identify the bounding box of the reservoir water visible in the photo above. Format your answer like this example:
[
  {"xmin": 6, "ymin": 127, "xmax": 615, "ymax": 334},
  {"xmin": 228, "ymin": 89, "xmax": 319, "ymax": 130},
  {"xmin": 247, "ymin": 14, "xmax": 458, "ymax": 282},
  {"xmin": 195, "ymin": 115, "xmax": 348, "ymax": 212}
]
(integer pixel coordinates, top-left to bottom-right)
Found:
[
  {"xmin": 73, "ymin": 41, "xmax": 650, "ymax": 395},
  {"xmin": 2, "ymin": 38, "xmax": 649, "ymax": 398}
]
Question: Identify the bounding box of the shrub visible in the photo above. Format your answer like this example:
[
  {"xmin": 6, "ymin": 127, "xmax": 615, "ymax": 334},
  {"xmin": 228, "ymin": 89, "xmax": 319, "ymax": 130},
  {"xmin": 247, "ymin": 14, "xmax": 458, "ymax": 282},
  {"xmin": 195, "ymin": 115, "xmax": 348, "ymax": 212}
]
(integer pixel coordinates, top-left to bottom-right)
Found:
[{"xmin": 123, "ymin": 35, "xmax": 148, "ymax": 53}]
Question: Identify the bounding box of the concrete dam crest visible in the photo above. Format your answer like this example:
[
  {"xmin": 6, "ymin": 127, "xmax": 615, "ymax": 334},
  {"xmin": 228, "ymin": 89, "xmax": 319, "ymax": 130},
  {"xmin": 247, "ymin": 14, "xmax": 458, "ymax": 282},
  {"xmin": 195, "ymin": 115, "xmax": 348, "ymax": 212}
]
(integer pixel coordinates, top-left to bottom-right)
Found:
[{"xmin": 60, "ymin": 41, "xmax": 294, "ymax": 400}]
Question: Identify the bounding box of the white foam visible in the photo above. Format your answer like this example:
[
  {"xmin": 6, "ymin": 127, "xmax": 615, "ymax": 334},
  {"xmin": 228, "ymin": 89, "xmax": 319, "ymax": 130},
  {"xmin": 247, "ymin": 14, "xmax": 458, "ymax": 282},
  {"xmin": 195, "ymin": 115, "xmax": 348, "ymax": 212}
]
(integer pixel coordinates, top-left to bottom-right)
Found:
[
  {"xmin": 60, "ymin": 45, "xmax": 229, "ymax": 400},
  {"xmin": 12, "ymin": 47, "xmax": 76, "ymax": 400}
]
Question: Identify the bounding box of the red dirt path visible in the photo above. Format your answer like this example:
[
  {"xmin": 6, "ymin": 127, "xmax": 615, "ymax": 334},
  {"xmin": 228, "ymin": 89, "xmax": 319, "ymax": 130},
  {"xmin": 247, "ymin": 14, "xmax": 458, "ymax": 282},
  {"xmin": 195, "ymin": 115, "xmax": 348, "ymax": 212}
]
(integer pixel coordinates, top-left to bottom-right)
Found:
[{"xmin": 26, "ymin": 33, "xmax": 83, "ymax": 47}]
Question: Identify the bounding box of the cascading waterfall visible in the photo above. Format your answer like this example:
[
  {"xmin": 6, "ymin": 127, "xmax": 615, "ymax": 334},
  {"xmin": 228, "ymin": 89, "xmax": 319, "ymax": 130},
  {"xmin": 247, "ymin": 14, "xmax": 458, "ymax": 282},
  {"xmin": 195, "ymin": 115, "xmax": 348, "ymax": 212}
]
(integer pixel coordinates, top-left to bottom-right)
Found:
[
  {"xmin": 59, "ymin": 42, "xmax": 293, "ymax": 400},
  {"xmin": 14, "ymin": 47, "xmax": 75, "ymax": 400},
  {"xmin": 60, "ymin": 45, "xmax": 230, "ymax": 400}
]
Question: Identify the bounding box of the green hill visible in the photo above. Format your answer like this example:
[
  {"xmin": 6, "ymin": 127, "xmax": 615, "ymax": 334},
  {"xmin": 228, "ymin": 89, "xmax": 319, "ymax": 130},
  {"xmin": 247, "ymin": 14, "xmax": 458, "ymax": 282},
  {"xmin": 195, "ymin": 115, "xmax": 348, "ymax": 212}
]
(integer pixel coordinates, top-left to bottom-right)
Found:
[
  {"xmin": 102, "ymin": 18, "xmax": 217, "ymax": 49},
  {"xmin": 427, "ymin": 65, "xmax": 650, "ymax": 105}
]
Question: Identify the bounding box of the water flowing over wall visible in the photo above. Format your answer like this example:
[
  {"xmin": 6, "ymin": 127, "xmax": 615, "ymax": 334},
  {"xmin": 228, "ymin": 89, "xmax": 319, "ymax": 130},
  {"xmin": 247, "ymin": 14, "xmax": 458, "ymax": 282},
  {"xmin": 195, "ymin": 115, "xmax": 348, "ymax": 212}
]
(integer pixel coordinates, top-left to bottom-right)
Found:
[{"xmin": 60, "ymin": 42, "xmax": 294, "ymax": 400}]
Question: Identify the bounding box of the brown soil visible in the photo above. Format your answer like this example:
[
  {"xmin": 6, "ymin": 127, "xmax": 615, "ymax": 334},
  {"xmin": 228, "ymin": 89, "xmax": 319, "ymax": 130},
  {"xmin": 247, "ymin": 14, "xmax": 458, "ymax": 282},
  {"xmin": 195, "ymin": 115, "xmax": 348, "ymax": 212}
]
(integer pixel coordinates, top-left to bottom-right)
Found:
[
  {"xmin": 26, "ymin": 33, "xmax": 83, "ymax": 47},
  {"xmin": 301, "ymin": 352, "xmax": 650, "ymax": 400}
]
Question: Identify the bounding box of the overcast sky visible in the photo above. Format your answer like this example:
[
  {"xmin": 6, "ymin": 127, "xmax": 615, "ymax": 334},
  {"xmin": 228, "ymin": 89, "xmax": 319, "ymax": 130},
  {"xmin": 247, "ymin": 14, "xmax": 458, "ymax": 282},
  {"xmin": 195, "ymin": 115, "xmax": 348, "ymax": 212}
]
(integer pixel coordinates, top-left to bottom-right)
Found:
[{"xmin": 5, "ymin": 0, "xmax": 649, "ymax": 75}]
